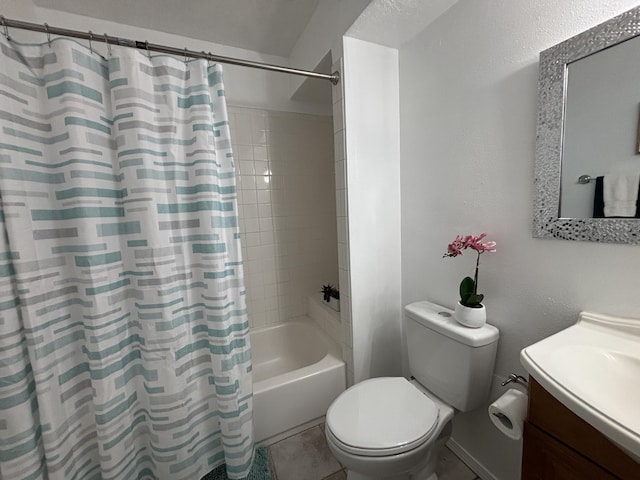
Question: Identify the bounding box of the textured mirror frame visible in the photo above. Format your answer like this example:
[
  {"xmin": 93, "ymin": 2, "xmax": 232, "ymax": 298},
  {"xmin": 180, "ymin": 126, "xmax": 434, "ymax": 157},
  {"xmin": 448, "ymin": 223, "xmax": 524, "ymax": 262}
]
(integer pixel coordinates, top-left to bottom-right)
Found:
[{"xmin": 533, "ymin": 6, "xmax": 640, "ymax": 244}]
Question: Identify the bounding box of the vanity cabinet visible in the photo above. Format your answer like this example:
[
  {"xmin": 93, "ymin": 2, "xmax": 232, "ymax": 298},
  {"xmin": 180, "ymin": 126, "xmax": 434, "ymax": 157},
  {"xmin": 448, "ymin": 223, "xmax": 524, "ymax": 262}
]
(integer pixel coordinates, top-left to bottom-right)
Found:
[{"xmin": 522, "ymin": 378, "xmax": 639, "ymax": 480}]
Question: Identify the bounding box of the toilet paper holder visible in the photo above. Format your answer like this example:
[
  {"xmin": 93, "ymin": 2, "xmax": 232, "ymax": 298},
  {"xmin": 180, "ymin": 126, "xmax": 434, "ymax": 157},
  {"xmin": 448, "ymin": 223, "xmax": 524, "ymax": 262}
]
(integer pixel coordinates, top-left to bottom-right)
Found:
[{"xmin": 501, "ymin": 373, "xmax": 528, "ymax": 388}]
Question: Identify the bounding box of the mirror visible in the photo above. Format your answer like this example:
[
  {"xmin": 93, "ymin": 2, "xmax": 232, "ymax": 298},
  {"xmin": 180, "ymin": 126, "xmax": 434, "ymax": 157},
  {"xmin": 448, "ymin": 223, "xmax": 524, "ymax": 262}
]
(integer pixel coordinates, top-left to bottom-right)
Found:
[
  {"xmin": 533, "ymin": 6, "xmax": 640, "ymax": 244},
  {"xmin": 561, "ymin": 35, "xmax": 640, "ymax": 219}
]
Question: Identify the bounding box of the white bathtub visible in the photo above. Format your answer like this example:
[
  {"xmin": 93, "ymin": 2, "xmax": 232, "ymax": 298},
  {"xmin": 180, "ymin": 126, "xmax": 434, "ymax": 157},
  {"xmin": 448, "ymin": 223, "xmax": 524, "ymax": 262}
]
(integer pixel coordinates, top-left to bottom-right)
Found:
[{"xmin": 251, "ymin": 319, "xmax": 346, "ymax": 444}]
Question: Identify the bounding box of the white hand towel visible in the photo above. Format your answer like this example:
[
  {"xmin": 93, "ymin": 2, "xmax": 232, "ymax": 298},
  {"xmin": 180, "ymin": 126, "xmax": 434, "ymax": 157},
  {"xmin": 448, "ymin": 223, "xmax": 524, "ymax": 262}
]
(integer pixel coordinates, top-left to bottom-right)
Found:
[{"xmin": 603, "ymin": 172, "xmax": 640, "ymax": 217}]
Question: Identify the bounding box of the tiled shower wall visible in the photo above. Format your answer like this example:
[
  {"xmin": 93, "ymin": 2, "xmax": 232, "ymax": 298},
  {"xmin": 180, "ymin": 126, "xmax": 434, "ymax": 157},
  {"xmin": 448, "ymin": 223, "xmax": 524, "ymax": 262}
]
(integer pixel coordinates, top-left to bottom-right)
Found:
[
  {"xmin": 227, "ymin": 106, "xmax": 339, "ymax": 328},
  {"xmin": 331, "ymin": 59, "xmax": 354, "ymax": 386}
]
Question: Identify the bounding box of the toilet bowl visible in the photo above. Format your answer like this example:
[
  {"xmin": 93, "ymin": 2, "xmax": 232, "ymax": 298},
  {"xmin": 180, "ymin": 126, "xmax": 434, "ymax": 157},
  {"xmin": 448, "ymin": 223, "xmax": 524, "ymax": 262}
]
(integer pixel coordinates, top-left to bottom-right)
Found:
[
  {"xmin": 325, "ymin": 301, "xmax": 500, "ymax": 480},
  {"xmin": 325, "ymin": 377, "xmax": 454, "ymax": 480}
]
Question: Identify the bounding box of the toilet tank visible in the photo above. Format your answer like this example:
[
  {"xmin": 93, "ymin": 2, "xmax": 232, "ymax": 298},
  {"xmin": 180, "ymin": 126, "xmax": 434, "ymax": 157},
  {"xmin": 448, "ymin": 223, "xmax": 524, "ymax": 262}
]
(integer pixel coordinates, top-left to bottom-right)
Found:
[{"xmin": 404, "ymin": 301, "xmax": 499, "ymax": 412}]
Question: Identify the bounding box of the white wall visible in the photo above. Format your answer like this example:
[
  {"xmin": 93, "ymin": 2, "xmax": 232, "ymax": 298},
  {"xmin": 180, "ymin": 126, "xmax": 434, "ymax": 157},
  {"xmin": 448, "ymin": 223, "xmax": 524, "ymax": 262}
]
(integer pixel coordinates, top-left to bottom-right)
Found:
[
  {"xmin": 343, "ymin": 36, "xmax": 402, "ymax": 382},
  {"xmin": 0, "ymin": 0, "xmax": 329, "ymax": 115},
  {"xmin": 400, "ymin": 1, "xmax": 640, "ymax": 479},
  {"xmin": 288, "ymin": 0, "xmax": 371, "ymax": 98}
]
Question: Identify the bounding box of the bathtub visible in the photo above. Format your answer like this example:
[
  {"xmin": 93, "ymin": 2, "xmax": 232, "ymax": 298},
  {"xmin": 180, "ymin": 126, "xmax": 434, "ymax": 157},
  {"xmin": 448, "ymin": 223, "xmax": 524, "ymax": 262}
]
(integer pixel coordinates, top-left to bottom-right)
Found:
[{"xmin": 251, "ymin": 319, "xmax": 346, "ymax": 444}]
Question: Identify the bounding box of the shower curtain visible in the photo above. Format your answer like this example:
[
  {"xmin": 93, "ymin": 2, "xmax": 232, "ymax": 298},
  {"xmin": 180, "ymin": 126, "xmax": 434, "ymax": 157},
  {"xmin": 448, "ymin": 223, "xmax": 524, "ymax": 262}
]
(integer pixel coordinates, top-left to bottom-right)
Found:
[{"xmin": 0, "ymin": 36, "xmax": 253, "ymax": 480}]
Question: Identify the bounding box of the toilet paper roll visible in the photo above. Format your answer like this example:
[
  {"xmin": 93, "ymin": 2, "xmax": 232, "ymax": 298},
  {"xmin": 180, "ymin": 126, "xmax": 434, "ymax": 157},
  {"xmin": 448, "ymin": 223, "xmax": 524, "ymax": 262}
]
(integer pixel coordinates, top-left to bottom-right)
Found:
[{"xmin": 488, "ymin": 388, "xmax": 528, "ymax": 440}]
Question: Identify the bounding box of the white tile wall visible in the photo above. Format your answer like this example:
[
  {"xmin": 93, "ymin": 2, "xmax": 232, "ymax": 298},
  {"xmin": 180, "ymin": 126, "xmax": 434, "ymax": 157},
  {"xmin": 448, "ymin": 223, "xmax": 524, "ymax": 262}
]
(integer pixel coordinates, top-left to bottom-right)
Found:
[
  {"xmin": 228, "ymin": 105, "xmax": 339, "ymax": 329},
  {"xmin": 331, "ymin": 58, "xmax": 355, "ymax": 387},
  {"xmin": 307, "ymin": 295, "xmax": 342, "ymax": 347}
]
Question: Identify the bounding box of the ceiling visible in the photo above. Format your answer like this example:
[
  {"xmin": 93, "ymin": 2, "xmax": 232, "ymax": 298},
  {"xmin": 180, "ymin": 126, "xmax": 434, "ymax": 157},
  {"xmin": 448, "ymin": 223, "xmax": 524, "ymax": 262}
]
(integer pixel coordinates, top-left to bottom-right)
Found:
[
  {"xmin": 348, "ymin": 0, "xmax": 460, "ymax": 48},
  {"xmin": 33, "ymin": 0, "xmax": 321, "ymax": 57}
]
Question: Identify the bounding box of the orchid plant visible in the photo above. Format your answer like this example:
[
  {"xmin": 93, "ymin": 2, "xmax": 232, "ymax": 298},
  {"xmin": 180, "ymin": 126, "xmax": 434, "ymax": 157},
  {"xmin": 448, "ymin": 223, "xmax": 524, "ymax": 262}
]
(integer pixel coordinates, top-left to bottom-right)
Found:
[{"xmin": 443, "ymin": 233, "xmax": 496, "ymax": 308}]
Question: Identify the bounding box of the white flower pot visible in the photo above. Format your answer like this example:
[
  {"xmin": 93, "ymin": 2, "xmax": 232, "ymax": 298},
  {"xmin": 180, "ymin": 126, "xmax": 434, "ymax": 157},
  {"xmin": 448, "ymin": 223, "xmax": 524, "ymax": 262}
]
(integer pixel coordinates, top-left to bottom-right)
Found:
[
  {"xmin": 454, "ymin": 301, "xmax": 486, "ymax": 328},
  {"xmin": 326, "ymin": 297, "xmax": 340, "ymax": 312}
]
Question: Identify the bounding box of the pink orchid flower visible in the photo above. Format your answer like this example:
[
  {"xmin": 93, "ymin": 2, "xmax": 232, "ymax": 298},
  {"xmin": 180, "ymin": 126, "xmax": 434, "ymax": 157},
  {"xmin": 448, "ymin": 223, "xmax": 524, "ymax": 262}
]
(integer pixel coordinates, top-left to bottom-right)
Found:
[
  {"xmin": 443, "ymin": 233, "xmax": 496, "ymax": 308},
  {"xmin": 466, "ymin": 233, "xmax": 497, "ymax": 253},
  {"xmin": 444, "ymin": 235, "xmax": 465, "ymax": 257}
]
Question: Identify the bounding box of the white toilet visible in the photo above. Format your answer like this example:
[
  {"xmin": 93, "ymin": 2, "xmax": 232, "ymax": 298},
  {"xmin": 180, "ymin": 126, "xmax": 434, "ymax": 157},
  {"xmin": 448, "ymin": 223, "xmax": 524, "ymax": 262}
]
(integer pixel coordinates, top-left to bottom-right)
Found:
[{"xmin": 325, "ymin": 301, "xmax": 499, "ymax": 480}]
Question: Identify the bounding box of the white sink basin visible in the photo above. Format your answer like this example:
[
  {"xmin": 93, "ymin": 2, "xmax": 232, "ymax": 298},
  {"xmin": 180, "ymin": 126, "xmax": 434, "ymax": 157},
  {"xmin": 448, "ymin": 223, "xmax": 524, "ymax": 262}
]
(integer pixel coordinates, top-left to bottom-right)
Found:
[{"xmin": 520, "ymin": 311, "xmax": 640, "ymax": 461}]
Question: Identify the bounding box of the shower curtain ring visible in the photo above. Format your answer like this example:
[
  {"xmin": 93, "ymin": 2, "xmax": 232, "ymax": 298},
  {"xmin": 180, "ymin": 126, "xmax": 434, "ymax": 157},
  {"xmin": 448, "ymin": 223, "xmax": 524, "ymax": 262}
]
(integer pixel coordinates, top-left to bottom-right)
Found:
[
  {"xmin": 145, "ymin": 41, "xmax": 151, "ymax": 59},
  {"xmin": 1, "ymin": 16, "xmax": 10, "ymax": 40},
  {"xmin": 184, "ymin": 48, "xmax": 188, "ymax": 64},
  {"xmin": 44, "ymin": 23, "xmax": 51, "ymax": 46},
  {"xmin": 88, "ymin": 30, "xmax": 93, "ymax": 54},
  {"xmin": 104, "ymin": 33, "xmax": 111, "ymax": 56},
  {"xmin": 205, "ymin": 51, "xmax": 213, "ymax": 69}
]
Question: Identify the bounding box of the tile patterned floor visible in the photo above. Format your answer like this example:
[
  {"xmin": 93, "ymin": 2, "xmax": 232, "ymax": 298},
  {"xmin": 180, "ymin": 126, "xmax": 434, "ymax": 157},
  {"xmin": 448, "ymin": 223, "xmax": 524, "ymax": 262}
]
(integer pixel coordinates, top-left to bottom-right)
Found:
[{"xmin": 266, "ymin": 424, "xmax": 480, "ymax": 480}]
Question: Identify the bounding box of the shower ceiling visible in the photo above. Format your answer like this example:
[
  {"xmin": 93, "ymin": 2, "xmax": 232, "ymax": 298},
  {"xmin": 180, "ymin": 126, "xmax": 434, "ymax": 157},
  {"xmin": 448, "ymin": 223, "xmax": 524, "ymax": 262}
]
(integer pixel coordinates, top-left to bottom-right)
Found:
[{"xmin": 32, "ymin": 0, "xmax": 322, "ymax": 57}]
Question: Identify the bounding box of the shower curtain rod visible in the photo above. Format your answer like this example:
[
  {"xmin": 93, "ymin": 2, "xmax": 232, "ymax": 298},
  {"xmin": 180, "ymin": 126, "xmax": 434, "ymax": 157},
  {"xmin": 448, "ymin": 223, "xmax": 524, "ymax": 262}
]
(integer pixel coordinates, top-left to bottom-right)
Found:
[{"xmin": 0, "ymin": 15, "xmax": 340, "ymax": 85}]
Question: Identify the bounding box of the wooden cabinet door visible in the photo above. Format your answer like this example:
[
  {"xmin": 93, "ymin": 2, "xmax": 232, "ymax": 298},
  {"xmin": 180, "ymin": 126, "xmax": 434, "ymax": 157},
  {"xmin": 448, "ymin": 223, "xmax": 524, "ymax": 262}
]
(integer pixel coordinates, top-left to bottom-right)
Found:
[
  {"xmin": 526, "ymin": 378, "xmax": 639, "ymax": 479},
  {"xmin": 522, "ymin": 422, "xmax": 618, "ymax": 480}
]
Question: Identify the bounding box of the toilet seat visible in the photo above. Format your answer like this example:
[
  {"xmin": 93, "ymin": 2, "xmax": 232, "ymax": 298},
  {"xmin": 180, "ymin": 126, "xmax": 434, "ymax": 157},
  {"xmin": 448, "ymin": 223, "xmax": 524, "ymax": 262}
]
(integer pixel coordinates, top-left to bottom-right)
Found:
[{"xmin": 326, "ymin": 377, "xmax": 439, "ymax": 457}]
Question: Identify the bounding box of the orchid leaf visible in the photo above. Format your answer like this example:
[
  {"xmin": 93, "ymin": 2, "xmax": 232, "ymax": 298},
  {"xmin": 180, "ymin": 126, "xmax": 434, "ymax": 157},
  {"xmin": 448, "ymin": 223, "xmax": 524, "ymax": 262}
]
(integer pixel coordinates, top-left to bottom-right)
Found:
[{"xmin": 459, "ymin": 276, "xmax": 475, "ymax": 300}]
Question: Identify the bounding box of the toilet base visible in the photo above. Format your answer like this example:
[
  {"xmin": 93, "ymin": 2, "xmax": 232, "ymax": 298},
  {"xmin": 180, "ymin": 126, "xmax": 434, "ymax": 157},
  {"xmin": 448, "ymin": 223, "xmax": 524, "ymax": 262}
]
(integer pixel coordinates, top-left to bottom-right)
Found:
[
  {"xmin": 346, "ymin": 470, "xmax": 437, "ymax": 480},
  {"xmin": 340, "ymin": 423, "xmax": 451, "ymax": 480}
]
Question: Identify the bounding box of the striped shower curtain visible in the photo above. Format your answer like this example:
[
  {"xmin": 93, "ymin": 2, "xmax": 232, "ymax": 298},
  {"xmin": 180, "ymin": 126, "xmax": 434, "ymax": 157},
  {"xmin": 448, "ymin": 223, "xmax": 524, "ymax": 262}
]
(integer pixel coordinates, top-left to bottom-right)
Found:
[{"xmin": 0, "ymin": 36, "xmax": 253, "ymax": 479}]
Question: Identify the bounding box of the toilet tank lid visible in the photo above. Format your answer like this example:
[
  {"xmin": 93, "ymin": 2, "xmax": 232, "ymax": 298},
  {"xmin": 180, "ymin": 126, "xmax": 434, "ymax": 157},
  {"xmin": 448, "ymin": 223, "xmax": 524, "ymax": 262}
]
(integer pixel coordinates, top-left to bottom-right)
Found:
[{"xmin": 404, "ymin": 301, "xmax": 499, "ymax": 347}]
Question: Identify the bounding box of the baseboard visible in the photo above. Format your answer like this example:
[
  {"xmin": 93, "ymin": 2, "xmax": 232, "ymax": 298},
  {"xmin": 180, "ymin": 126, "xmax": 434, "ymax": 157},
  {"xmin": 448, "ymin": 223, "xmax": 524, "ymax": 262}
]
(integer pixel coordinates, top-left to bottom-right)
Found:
[{"xmin": 446, "ymin": 438, "xmax": 498, "ymax": 480}]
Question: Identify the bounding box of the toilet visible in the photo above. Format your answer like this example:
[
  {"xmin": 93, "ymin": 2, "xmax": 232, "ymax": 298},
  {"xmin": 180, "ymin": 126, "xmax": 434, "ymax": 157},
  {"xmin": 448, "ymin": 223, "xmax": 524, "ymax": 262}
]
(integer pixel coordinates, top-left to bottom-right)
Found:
[{"xmin": 325, "ymin": 301, "xmax": 499, "ymax": 480}]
